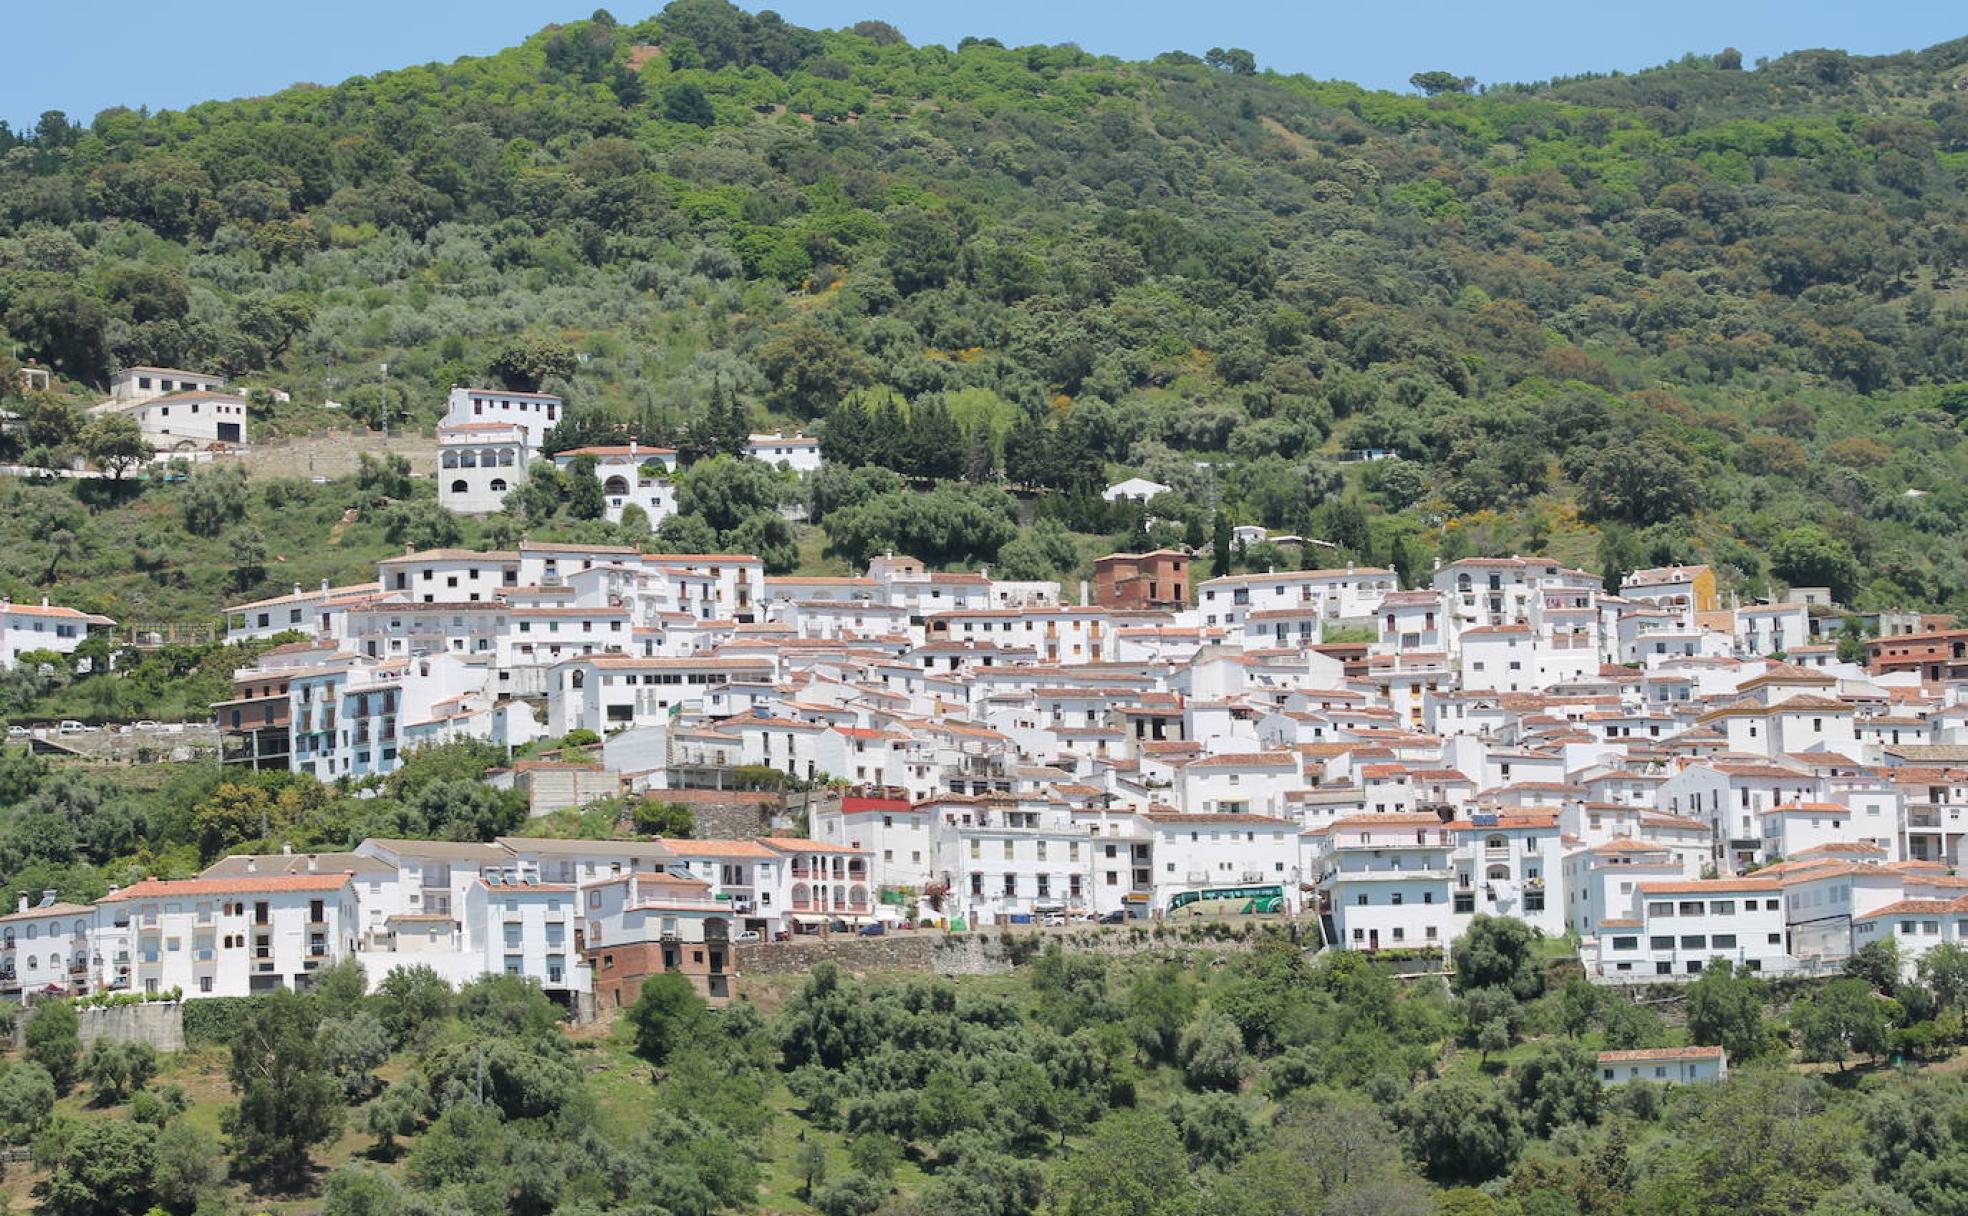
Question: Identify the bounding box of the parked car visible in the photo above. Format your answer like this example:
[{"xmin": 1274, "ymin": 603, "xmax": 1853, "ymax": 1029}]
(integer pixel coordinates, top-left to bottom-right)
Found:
[
  {"xmin": 1098, "ymin": 909, "xmax": 1130, "ymax": 924},
  {"xmin": 827, "ymin": 919, "xmax": 850, "ymax": 934},
  {"xmin": 5, "ymin": 726, "xmax": 26, "ymax": 737},
  {"xmin": 1040, "ymin": 913, "xmax": 1067, "ymax": 927},
  {"xmin": 857, "ymin": 921, "xmax": 887, "ymax": 937},
  {"xmin": 132, "ymin": 720, "xmax": 160, "ymax": 730},
  {"xmin": 733, "ymin": 930, "xmax": 762, "ymax": 944},
  {"xmin": 57, "ymin": 720, "xmax": 86, "ymax": 734}
]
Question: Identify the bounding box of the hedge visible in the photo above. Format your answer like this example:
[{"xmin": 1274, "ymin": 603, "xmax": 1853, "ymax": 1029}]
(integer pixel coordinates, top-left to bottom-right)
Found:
[{"xmin": 181, "ymin": 995, "xmax": 276, "ymax": 1046}]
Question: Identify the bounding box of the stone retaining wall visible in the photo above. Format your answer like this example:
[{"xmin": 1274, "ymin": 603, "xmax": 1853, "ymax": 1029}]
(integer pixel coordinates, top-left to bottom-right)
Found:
[
  {"xmin": 735, "ymin": 920, "xmax": 1319, "ymax": 992},
  {"xmin": 12, "ymin": 1002, "xmax": 187, "ymax": 1053},
  {"xmin": 78, "ymin": 1002, "xmax": 186, "ymax": 1051}
]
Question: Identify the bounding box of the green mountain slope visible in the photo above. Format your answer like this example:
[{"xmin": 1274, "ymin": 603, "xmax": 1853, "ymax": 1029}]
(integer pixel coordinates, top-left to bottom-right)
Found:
[{"xmin": 4, "ymin": 3, "xmax": 1968, "ymax": 619}]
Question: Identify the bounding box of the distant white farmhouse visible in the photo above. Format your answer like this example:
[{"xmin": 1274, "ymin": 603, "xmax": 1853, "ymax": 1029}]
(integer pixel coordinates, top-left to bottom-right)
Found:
[
  {"xmin": 745, "ymin": 432, "xmax": 823, "ymax": 474},
  {"xmin": 1103, "ymin": 477, "xmax": 1172, "ymax": 504},
  {"xmin": 109, "ymin": 366, "xmax": 228, "ymax": 403},
  {"xmin": 96, "ymin": 366, "xmax": 248, "ymax": 451},
  {"xmin": 1596, "ymin": 1046, "xmax": 1727, "ymax": 1087},
  {"xmin": 0, "ymin": 598, "xmax": 116, "ymax": 668},
  {"xmin": 96, "ymin": 392, "xmax": 250, "ymax": 451}
]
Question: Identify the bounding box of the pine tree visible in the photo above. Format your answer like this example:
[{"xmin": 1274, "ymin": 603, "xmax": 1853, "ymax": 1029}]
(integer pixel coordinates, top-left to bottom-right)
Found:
[
  {"xmin": 869, "ymin": 394, "xmax": 909, "ymax": 473},
  {"xmin": 822, "ymin": 400, "xmax": 872, "ymax": 467},
  {"xmin": 1211, "ymin": 512, "xmax": 1233, "ymax": 577},
  {"xmin": 1390, "ymin": 533, "xmax": 1422, "ymax": 588},
  {"xmin": 911, "ymin": 398, "xmax": 965, "ymax": 481}
]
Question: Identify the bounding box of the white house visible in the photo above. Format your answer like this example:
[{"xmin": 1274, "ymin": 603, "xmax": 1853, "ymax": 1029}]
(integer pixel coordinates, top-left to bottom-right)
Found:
[
  {"xmin": 96, "ymin": 390, "xmax": 248, "ymax": 450},
  {"xmin": 744, "ymin": 432, "xmax": 823, "ymax": 474},
  {"xmin": 1196, "ymin": 567, "xmax": 1397, "ymax": 627},
  {"xmin": 0, "ymin": 895, "xmax": 96, "ymax": 998},
  {"xmin": 91, "ymin": 873, "xmax": 361, "ymax": 997},
  {"xmin": 1102, "ymin": 477, "xmax": 1172, "ymax": 504},
  {"xmin": 546, "ymin": 654, "xmax": 776, "ymax": 736},
  {"xmin": 109, "ymin": 365, "xmax": 228, "ymax": 403},
  {"xmin": 552, "ymin": 445, "xmax": 680, "ymax": 531},
  {"xmin": 441, "ymin": 386, "xmax": 564, "ymax": 450},
  {"xmin": 438, "ymin": 422, "xmax": 530, "ymax": 514},
  {"xmin": 462, "ymin": 876, "xmax": 588, "ymax": 1000},
  {"xmin": 0, "ymin": 598, "xmax": 114, "ymax": 668},
  {"xmin": 1323, "ymin": 814, "xmax": 1461, "ymax": 952},
  {"xmin": 1597, "ymin": 1046, "xmax": 1727, "ymax": 1086},
  {"xmin": 224, "ymin": 580, "xmax": 380, "ymax": 643},
  {"xmin": 1587, "ymin": 876, "xmax": 1790, "ymax": 980}
]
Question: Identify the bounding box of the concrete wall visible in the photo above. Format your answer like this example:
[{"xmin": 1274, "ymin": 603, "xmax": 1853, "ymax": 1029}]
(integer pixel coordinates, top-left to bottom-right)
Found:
[
  {"xmin": 11, "ymin": 1002, "xmax": 187, "ymax": 1053},
  {"xmin": 78, "ymin": 1002, "xmax": 185, "ymax": 1051}
]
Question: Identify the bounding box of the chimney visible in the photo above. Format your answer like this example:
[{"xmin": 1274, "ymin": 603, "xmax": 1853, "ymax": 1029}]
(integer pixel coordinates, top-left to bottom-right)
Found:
[
  {"xmin": 292, "ymin": 584, "xmax": 302, "ymax": 599},
  {"xmin": 321, "ymin": 578, "xmax": 330, "ymax": 593},
  {"xmin": 306, "ymin": 854, "xmax": 318, "ymax": 873},
  {"xmin": 282, "ymin": 843, "xmax": 292, "ymax": 855},
  {"xmin": 41, "ymin": 596, "xmax": 49, "ymax": 608},
  {"xmin": 15, "ymin": 894, "xmax": 25, "ymax": 914},
  {"xmin": 245, "ymin": 858, "xmax": 256, "ymax": 874}
]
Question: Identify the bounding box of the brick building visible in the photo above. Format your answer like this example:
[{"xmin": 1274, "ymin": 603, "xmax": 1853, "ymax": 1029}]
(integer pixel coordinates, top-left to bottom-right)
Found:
[
  {"xmin": 1092, "ymin": 550, "xmax": 1190, "ymax": 611},
  {"xmin": 1867, "ymin": 629, "xmax": 1968, "ymax": 682}
]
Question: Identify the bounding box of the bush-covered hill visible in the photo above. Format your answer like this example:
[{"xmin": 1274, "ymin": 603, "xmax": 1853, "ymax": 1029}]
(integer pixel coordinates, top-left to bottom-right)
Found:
[{"xmin": 4, "ymin": 3, "xmax": 1968, "ymax": 614}]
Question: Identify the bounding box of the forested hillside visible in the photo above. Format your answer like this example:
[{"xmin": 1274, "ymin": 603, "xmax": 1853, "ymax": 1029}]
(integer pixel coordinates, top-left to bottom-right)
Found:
[
  {"xmin": 4, "ymin": 3, "xmax": 1968, "ymax": 616},
  {"xmin": 3, "ymin": 918, "xmax": 1967, "ymax": 1216}
]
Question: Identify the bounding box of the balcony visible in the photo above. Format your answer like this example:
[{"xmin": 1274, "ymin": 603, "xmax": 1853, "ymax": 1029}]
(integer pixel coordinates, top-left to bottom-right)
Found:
[{"xmin": 1330, "ymin": 867, "xmax": 1454, "ymax": 882}]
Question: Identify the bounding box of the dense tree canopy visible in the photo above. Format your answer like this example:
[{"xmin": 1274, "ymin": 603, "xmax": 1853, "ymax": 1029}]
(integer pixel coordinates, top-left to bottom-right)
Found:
[{"xmin": 1, "ymin": 5, "xmax": 1967, "ymax": 619}]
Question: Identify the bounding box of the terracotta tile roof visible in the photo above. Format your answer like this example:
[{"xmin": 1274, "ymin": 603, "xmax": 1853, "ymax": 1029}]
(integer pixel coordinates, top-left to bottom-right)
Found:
[
  {"xmin": 1858, "ymin": 898, "xmax": 1968, "ymax": 920},
  {"xmin": 552, "ymin": 445, "xmax": 677, "ymax": 458},
  {"xmin": 1638, "ymin": 878, "xmax": 1784, "ymax": 894},
  {"xmin": 758, "ymin": 837, "xmax": 870, "ymax": 855},
  {"xmin": 665, "ymin": 840, "xmax": 778, "ymax": 860},
  {"xmin": 1186, "ymin": 751, "xmax": 1298, "ymax": 768},
  {"xmin": 101, "ymin": 874, "xmax": 353, "ymax": 901}
]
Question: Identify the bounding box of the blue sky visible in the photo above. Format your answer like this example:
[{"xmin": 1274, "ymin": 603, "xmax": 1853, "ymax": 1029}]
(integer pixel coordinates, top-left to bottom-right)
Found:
[{"xmin": 5, "ymin": 1, "xmax": 1964, "ymax": 130}]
